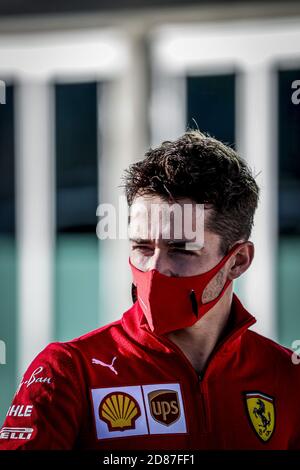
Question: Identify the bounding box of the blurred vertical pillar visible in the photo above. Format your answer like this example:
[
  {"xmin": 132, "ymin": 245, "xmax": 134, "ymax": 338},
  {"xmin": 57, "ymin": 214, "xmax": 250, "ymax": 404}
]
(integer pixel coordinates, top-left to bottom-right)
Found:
[
  {"xmin": 98, "ymin": 31, "xmax": 149, "ymax": 324},
  {"xmin": 149, "ymin": 71, "xmax": 186, "ymax": 147},
  {"xmin": 15, "ymin": 81, "xmax": 54, "ymax": 377},
  {"xmin": 238, "ymin": 66, "xmax": 277, "ymax": 340}
]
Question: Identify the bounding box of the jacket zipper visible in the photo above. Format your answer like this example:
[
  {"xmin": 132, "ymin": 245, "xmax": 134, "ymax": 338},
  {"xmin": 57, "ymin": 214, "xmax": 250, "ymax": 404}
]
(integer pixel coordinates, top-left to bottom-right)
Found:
[
  {"xmin": 159, "ymin": 316, "xmax": 255, "ymax": 382},
  {"xmin": 158, "ymin": 334, "xmax": 210, "ymax": 433},
  {"xmin": 154, "ymin": 316, "xmax": 256, "ymax": 435}
]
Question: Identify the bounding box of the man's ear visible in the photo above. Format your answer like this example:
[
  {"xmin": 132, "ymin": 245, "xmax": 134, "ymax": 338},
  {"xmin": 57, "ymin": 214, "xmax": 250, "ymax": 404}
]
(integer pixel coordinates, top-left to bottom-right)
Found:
[{"xmin": 228, "ymin": 241, "xmax": 254, "ymax": 280}]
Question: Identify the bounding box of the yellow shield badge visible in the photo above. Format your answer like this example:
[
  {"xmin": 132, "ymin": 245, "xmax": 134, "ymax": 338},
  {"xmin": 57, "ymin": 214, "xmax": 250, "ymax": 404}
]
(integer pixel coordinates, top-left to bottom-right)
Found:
[{"xmin": 244, "ymin": 392, "xmax": 275, "ymax": 442}]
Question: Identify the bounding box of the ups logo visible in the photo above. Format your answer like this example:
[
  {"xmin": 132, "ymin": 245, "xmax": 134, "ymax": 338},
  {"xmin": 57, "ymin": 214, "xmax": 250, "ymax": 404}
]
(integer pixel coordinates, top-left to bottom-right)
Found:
[{"xmin": 148, "ymin": 389, "xmax": 180, "ymax": 426}]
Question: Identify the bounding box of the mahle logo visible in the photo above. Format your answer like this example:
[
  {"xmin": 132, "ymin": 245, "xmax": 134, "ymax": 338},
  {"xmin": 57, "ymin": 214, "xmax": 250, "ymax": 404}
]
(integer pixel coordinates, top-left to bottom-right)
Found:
[
  {"xmin": 0, "ymin": 80, "xmax": 5, "ymax": 104},
  {"xmin": 0, "ymin": 340, "xmax": 6, "ymax": 365}
]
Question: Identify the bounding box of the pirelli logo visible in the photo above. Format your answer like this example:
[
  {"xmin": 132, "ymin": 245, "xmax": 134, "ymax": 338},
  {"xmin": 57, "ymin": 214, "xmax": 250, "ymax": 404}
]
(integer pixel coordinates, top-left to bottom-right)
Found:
[{"xmin": 0, "ymin": 427, "xmax": 34, "ymax": 440}]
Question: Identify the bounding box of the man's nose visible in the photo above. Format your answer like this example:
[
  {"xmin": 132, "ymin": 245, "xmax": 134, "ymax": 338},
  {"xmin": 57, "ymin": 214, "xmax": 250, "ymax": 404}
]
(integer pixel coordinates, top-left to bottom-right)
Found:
[{"xmin": 147, "ymin": 250, "xmax": 173, "ymax": 276}]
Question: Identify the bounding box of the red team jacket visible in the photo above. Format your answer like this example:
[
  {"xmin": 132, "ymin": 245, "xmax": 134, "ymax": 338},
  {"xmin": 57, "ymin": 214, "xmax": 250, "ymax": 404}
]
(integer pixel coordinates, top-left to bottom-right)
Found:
[{"xmin": 0, "ymin": 293, "xmax": 299, "ymax": 450}]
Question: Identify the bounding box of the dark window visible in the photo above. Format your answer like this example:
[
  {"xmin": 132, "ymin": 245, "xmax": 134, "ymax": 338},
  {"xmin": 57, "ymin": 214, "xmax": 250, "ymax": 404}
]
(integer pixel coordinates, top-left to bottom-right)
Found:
[
  {"xmin": 277, "ymin": 68, "xmax": 300, "ymax": 348},
  {"xmin": 55, "ymin": 82, "xmax": 99, "ymax": 233},
  {"xmin": 0, "ymin": 85, "xmax": 15, "ymax": 233},
  {"xmin": 186, "ymin": 74, "xmax": 236, "ymax": 147},
  {"xmin": 278, "ymin": 70, "xmax": 300, "ymax": 235}
]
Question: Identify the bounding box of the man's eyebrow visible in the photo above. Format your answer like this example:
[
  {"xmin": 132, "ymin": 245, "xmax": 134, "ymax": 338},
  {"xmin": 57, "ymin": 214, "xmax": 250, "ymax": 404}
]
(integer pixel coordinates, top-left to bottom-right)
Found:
[
  {"xmin": 167, "ymin": 240, "xmax": 204, "ymax": 248},
  {"xmin": 129, "ymin": 238, "xmax": 153, "ymax": 244},
  {"xmin": 129, "ymin": 238, "xmax": 205, "ymax": 251},
  {"xmin": 130, "ymin": 238, "xmax": 194, "ymax": 245},
  {"xmin": 167, "ymin": 240, "xmax": 190, "ymax": 247}
]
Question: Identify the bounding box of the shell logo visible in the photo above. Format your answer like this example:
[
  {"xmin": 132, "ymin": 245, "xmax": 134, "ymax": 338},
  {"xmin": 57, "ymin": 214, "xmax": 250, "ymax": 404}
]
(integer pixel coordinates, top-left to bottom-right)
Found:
[{"xmin": 99, "ymin": 392, "xmax": 141, "ymax": 432}]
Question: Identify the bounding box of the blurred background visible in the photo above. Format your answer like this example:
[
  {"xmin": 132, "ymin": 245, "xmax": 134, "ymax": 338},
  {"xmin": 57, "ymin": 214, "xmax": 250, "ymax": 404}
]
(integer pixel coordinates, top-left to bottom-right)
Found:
[{"xmin": 0, "ymin": 0, "xmax": 300, "ymax": 423}]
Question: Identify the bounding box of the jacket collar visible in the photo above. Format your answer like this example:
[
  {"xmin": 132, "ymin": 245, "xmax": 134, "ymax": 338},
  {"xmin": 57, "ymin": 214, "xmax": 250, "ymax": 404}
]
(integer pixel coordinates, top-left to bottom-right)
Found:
[{"xmin": 121, "ymin": 293, "xmax": 256, "ymax": 356}]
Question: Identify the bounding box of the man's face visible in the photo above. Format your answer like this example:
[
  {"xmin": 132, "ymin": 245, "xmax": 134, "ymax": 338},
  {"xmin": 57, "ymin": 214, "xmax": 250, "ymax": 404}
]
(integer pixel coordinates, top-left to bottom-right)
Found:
[{"xmin": 129, "ymin": 194, "xmax": 225, "ymax": 278}]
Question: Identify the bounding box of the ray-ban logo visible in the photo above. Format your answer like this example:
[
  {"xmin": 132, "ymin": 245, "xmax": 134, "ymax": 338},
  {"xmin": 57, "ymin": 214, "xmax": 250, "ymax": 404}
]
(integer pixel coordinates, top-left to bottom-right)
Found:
[
  {"xmin": 0, "ymin": 80, "xmax": 5, "ymax": 104},
  {"xmin": 0, "ymin": 340, "xmax": 6, "ymax": 365}
]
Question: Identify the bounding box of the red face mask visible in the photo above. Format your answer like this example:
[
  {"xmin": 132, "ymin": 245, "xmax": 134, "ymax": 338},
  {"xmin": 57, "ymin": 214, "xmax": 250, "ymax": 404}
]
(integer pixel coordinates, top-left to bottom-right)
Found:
[{"xmin": 129, "ymin": 243, "xmax": 244, "ymax": 336}]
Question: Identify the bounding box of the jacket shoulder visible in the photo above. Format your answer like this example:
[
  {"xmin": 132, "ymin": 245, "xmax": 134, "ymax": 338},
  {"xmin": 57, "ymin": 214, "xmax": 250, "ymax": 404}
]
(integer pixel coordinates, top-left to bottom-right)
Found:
[
  {"xmin": 245, "ymin": 329, "xmax": 292, "ymax": 356},
  {"xmin": 243, "ymin": 329, "xmax": 299, "ymax": 374},
  {"xmin": 61, "ymin": 317, "xmax": 125, "ymax": 358}
]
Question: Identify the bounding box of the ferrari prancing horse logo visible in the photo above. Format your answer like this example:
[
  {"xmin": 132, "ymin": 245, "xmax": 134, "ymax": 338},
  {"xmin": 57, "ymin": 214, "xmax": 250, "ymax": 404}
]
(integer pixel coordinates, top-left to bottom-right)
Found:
[{"xmin": 244, "ymin": 392, "xmax": 275, "ymax": 442}]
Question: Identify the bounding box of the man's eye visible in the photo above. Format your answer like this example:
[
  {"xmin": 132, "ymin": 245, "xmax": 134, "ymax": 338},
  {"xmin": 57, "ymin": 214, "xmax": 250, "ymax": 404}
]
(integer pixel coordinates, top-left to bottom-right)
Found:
[{"xmin": 132, "ymin": 245, "xmax": 152, "ymax": 252}]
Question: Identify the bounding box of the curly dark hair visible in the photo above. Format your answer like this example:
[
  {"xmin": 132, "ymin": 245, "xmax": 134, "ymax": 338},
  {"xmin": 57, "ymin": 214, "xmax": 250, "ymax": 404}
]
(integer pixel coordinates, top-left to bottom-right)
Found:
[{"xmin": 123, "ymin": 130, "xmax": 260, "ymax": 254}]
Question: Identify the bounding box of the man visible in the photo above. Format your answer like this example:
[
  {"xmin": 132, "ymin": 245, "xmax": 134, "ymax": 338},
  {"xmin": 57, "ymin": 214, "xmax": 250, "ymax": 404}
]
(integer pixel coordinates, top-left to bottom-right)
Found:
[{"xmin": 0, "ymin": 130, "xmax": 299, "ymax": 450}]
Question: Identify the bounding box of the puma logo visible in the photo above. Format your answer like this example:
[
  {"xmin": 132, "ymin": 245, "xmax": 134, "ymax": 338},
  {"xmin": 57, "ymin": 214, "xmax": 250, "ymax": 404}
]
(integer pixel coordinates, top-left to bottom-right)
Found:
[{"xmin": 92, "ymin": 357, "xmax": 118, "ymax": 375}]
